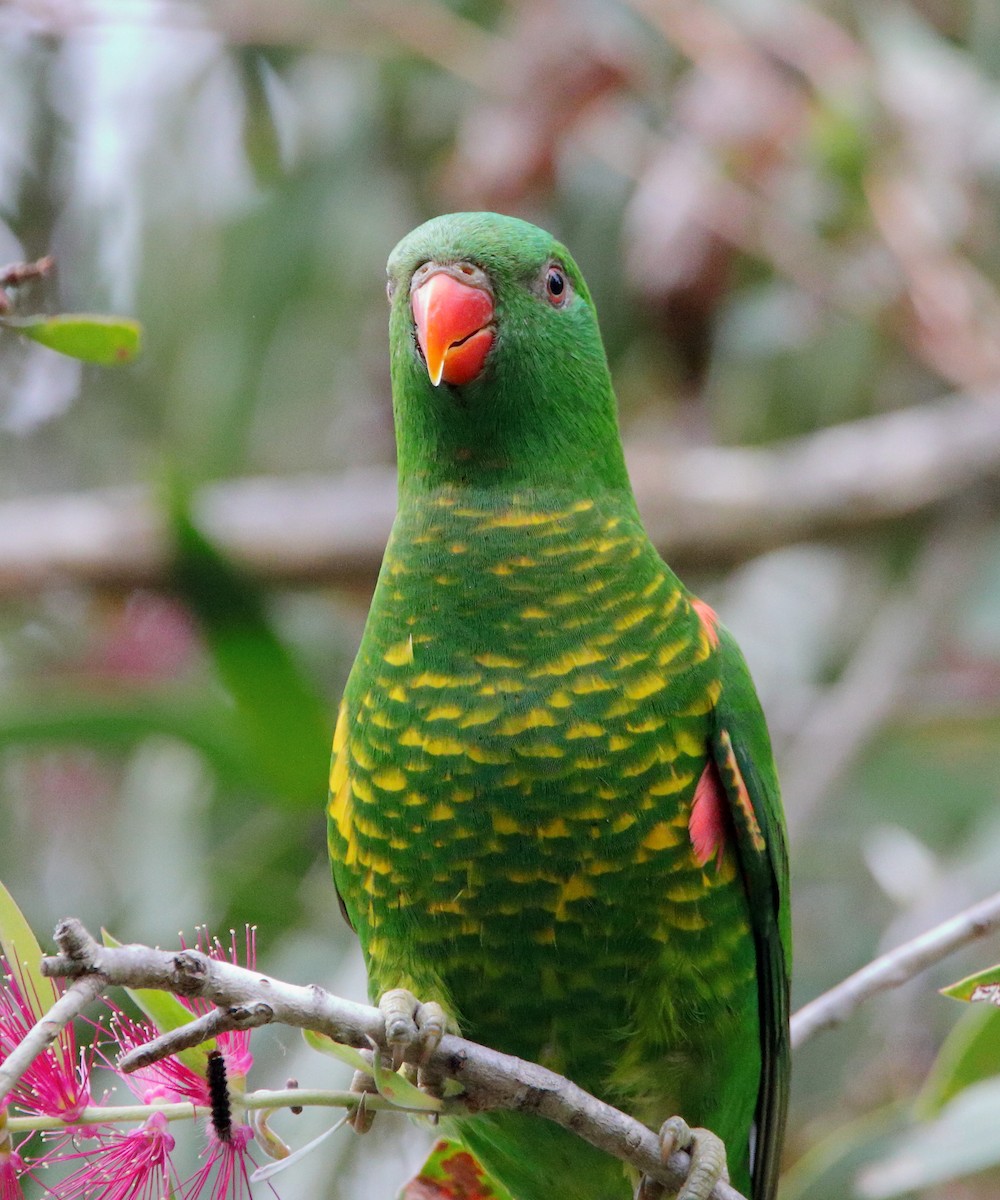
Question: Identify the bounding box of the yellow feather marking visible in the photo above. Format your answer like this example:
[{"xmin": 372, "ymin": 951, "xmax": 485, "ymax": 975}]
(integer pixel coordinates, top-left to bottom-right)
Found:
[
  {"xmin": 555, "ymin": 875, "xmax": 595, "ymax": 919},
  {"xmin": 566, "ymin": 721, "xmax": 605, "ymax": 739},
  {"xmin": 371, "ymin": 767, "xmax": 407, "ymax": 792},
  {"xmin": 388, "ymin": 685, "xmax": 408, "ymax": 703},
  {"xmin": 492, "ymin": 677, "xmax": 526, "ymax": 693},
  {"xmin": 389, "ymin": 560, "xmax": 407, "ymax": 575},
  {"xmin": 534, "ymin": 928, "xmax": 557, "ymax": 945},
  {"xmin": 499, "ymin": 769, "xmax": 524, "ymax": 788},
  {"xmin": 614, "ymin": 605, "xmax": 655, "ymax": 632},
  {"xmin": 656, "ymin": 641, "xmax": 687, "ymax": 668},
  {"xmin": 493, "ymin": 813, "xmax": 523, "ymax": 835},
  {"xmin": 671, "ymin": 908, "xmax": 708, "ymax": 931},
  {"xmin": 435, "ymin": 574, "xmax": 455, "ymax": 586},
  {"xmin": 350, "ymin": 741, "xmax": 374, "ymax": 770},
  {"xmin": 577, "ymin": 755, "xmax": 608, "ymax": 770},
  {"xmin": 332, "ymin": 701, "xmax": 348, "ymax": 754},
  {"xmin": 370, "ymin": 710, "xmax": 398, "ymax": 730},
  {"xmin": 625, "ymin": 673, "xmax": 667, "ymax": 700},
  {"xmin": 429, "ymin": 802, "xmax": 454, "ymax": 821},
  {"xmin": 403, "ymin": 791, "xmax": 427, "ymax": 807},
  {"xmin": 548, "ymin": 591, "xmax": 580, "ymax": 607},
  {"xmin": 486, "ymin": 511, "xmax": 554, "ymax": 528},
  {"xmin": 538, "ymin": 817, "xmax": 570, "ymax": 838},
  {"xmin": 424, "ymin": 735, "xmax": 466, "ymax": 756},
  {"xmin": 399, "ymin": 728, "xmax": 423, "ymax": 747},
  {"xmin": 597, "ymin": 785, "xmax": 619, "ymax": 800},
  {"xmin": 642, "ymin": 822, "xmax": 681, "ymax": 851},
  {"xmin": 548, "ymin": 690, "xmax": 573, "ymax": 708},
  {"xmin": 384, "ymin": 638, "xmax": 414, "ymax": 666},
  {"xmin": 521, "ymin": 606, "xmax": 548, "ymax": 620},
  {"xmin": 467, "ymin": 745, "xmax": 510, "ymax": 765},
  {"xmin": 608, "ymin": 734, "xmax": 633, "ymax": 752},
  {"xmin": 626, "ymin": 715, "xmax": 666, "ymax": 734},
  {"xmin": 366, "ymin": 854, "xmax": 393, "ymax": 875},
  {"xmin": 352, "ymin": 810, "xmax": 381, "ymax": 838},
  {"xmin": 574, "ymin": 802, "xmax": 608, "ymax": 819},
  {"xmin": 428, "ymin": 898, "xmax": 466, "ymax": 915},
  {"xmin": 475, "ymin": 652, "xmax": 523, "ymax": 669},
  {"xmin": 412, "ymin": 671, "xmax": 478, "ymax": 689},
  {"xmin": 641, "ymin": 576, "xmax": 666, "ymax": 598},
  {"xmin": 647, "ymin": 773, "xmax": 694, "ymax": 796},
  {"xmin": 622, "ymin": 750, "xmax": 660, "ymax": 778},
  {"xmin": 426, "ymin": 704, "xmax": 463, "ymax": 722},
  {"xmin": 613, "ymin": 650, "xmax": 647, "ymax": 669},
  {"xmin": 351, "ymin": 776, "xmax": 375, "ymax": 805},
  {"xmin": 459, "ymin": 705, "xmax": 501, "ymax": 727},
  {"xmin": 603, "ymin": 697, "xmax": 636, "ymax": 719},
  {"xmin": 572, "ymin": 499, "xmax": 595, "ymax": 512},
  {"xmin": 490, "ymin": 563, "xmax": 513, "ymax": 576},
  {"xmin": 517, "ymin": 743, "xmax": 564, "ymax": 759},
  {"xmin": 499, "ymin": 708, "xmax": 558, "ymax": 735},
  {"xmin": 596, "ymin": 536, "xmax": 629, "ymax": 553},
  {"xmin": 583, "ymin": 577, "xmax": 610, "ymax": 595},
  {"xmin": 585, "ymin": 860, "xmax": 619, "ymax": 875},
  {"xmin": 451, "ymin": 786, "xmax": 475, "ymax": 803},
  {"xmin": 612, "ymin": 813, "xmax": 637, "ymax": 832},
  {"xmin": 460, "ymin": 920, "xmax": 482, "ymax": 936},
  {"xmin": 453, "ymin": 506, "xmax": 487, "ymax": 517},
  {"xmin": 661, "ymin": 591, "xmax": 682, "ymax": 617},
  {"xmin": 389, "ymin": 835, "xmax": 409, "ymax": 850},
  {"xmin": 450, "ymin": 543, "xmax": 467, "ymax": 555},
  {"xmin": 569, "ymin": 674, "xmax": 613, "ymax": 695},
  {"xmin": 529, "ymin": 646, "xmax": 605, "ymax": 677},
  {"xmin": 666, "ymin": 877, "xmax": 709, "ymax": 902}
]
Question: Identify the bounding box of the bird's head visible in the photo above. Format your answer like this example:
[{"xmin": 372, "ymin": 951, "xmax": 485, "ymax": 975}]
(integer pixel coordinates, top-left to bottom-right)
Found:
[{"xmin": 385, "ymin": 212, "xmax": 630, "ymax": 494}]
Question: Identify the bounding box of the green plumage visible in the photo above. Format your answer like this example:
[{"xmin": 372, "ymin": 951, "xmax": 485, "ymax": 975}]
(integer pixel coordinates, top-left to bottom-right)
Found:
[{"xmin": 328, "ymin": 213, "xmax": 790, "ymax": 1200}]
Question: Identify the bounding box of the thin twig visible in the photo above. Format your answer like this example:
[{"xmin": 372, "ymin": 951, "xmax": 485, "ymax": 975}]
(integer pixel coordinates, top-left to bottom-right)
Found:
[
  {"xmin": 0, "ymin": 973, "xmax": 105, "ymax": 1106},
  {"xmin": 39, "ymin": 919, "xmax": 746, "ymax": 1200},
  {"xmin": 791, "ymin": 889, "xmax": 1000, "ymax": 1049}
]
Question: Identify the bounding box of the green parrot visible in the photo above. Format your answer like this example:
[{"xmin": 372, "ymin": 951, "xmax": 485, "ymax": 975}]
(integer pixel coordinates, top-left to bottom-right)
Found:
[{"xmin": 328, "ymin": 212, "xmax": 790, "ymax": 1200}]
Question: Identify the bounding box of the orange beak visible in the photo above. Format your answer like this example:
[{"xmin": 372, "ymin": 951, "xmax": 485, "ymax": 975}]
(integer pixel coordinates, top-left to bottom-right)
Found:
[{"xmin": 411, "ymin": 270, "xmax": 495, "ymax": 387}]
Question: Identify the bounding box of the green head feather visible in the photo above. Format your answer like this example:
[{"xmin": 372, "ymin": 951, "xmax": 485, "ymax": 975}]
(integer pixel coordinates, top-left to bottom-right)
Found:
[{"xmin": 386, "ymin": 211, "xmax": 632, "ymax": 496}]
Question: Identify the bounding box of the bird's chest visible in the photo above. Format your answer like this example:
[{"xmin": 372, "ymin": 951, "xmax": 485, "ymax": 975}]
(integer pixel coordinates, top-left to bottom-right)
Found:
[{"xmin": 332, "ymin": 492, "xmax": 728, "ymax": 967}]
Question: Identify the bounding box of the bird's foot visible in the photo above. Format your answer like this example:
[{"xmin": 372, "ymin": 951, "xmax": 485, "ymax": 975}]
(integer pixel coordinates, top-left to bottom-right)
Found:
[
  {"xmin": 635, "ymin": 1116, "xmax": 728, "ymax": 1200},
  {"xmin": 379, "ymin": 987, "xmax": 448, "ymax": 1070}
]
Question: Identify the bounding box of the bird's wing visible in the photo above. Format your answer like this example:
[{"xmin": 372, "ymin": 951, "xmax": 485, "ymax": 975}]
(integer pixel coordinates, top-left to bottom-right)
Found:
[{"xmin": 711, "ymin": 626, "xmax": 791, "ymax": 1200}]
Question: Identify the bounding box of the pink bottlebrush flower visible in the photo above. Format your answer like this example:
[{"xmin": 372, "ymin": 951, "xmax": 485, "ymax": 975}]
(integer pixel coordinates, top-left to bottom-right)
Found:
[
  {"xmin": 0, "ymin": 1149, "xmax": 26, "ymax": 1200},
  {"xmin": 50, "ymin": 1112, "xmax": 178, "ymax": 1200},
  {"xmin": 0, "ymin": 958, "xmax": 93, "ymax": 1121},
  {"xmin": 182, "ymin": 1124, "xmax": 277, "ymax": 1200}
]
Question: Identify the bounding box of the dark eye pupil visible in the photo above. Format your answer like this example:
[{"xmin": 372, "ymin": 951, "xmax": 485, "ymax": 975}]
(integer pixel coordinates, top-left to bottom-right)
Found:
[{"xmin": 547, "ymin": 270, "xmax": 564, "ymax": 297}]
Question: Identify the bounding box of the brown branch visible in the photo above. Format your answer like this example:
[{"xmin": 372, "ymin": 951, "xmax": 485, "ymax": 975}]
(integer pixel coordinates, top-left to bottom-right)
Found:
[
  {"xmin": 0, "ymin": 392, "xmax": 998, "ymax": 596},
  {"xmin": 37, "ymin": 919, "xmax": 746, "ymax": 1200},
  {"xmin": 791, "ymin": 889, "xmax": 1000, "ymax": 1049}
]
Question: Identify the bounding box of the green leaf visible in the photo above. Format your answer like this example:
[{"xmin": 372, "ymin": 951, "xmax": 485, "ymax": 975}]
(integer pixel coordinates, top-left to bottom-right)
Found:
[
  {"xmin": 372, "ymin": 1052, "xmax": 443, "ymax": 1112},
  {"xmin": 856, "ymin": 1077, "xmax": 1000, "ymax": 1197},
  {"xmin": 942, "ymin": 962, "xmax": 1000, "ymax": 1005},
  {"xmin": 102, "ymin": 929, "xmax": 214, "ymax": 1078},
  {"xmin": 301, "ymin": 1028, "xmax": 370, "ymax": 1073},
  {"xmin": 916, "ymin": 1003, "xmax": 1000, "ymax": 1118},
  {"xmin": 0, "ymin": 880, "xmax": 72, "ymax": 1078},
  {"xmin": 399, "ymin": 1138, "xmax": 515, "ymax": 1200},
  {"xmin": 165, "ymin": 481, "xmax": 332, "ymax": 807},
  {"xmin": 0, "ymin": 878, "xmax": 58, "ymax": 1021},
  {"xmin": 1, "ymin": 313, "xmax": 142, "ymax": 364}
]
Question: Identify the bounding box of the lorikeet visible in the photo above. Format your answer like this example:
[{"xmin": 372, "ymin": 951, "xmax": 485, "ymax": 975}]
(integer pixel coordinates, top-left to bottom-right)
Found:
[{"xmin": 328, "ymin": 213, "xmax": 790, "ymax": 1200}]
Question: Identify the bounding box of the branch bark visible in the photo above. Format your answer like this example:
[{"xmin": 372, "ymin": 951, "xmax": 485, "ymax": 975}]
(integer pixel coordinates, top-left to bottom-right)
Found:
[
  {"xmin": 37, "ymin": 919, "xmax": 747, "ymax": 1200},
  {"xmin": 0, "ymin": 392, "xmax": 998, "ymax": 595},
  {"xmin": 790, "ymin": 889, "xmax": 1000, "ymax": 1049}
]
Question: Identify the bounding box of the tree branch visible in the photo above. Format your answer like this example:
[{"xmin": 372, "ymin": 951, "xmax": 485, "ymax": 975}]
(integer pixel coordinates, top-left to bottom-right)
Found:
[
  {"xmin": 790, "ymin": 889, "xmax": 1000, "ymax": 1049},
  {"xmin": 37, "ymin": 919, "xmax": 747, "ymax": 1200},
  {"xmin": 0, "ymin": 393, "xmax": 998, "ymax": 595}
]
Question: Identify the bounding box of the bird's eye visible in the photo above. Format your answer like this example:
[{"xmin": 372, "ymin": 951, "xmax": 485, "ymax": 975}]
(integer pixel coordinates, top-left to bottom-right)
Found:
[{"xmin": 544, "ymin": 265, "xmax": 570, "ymax": 307}]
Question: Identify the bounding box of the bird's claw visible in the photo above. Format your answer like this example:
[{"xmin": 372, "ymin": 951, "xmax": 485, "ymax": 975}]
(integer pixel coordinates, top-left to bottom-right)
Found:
[
  {"xmin": 379, "ymin": 987, "xmax": 447, "ymax": 1068},
  {"xmin": 635, "ymin": 1116, "xmax": 728, "ymax": 1200},
  {"xmin": 347, "ymin": 1064, "xmax": 377, "ymax": 1134}
]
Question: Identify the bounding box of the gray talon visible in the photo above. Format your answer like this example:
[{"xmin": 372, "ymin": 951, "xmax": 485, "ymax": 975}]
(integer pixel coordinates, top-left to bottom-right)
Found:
[{"xmin": 635, "ymin": 1116, "xmax": 728, "ymax": 1200}]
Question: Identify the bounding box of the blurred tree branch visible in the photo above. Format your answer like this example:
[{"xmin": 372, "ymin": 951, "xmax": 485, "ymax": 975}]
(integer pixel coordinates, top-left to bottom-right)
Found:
[{"xmin": 0, "ymin": 392, "xmax": 998, "ymax": 596}]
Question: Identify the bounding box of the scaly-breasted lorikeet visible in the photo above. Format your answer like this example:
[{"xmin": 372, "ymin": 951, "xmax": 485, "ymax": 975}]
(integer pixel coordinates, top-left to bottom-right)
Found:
[{"xmin": 329, "ymin": 212, "xmax": 790, "ymax": 1200}]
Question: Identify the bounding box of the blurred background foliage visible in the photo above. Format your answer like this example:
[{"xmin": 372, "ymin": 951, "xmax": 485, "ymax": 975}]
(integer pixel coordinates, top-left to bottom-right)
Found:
[{"xmin": 1, "ymin": 0, "xmax": 1000, "ymax": 1196}]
